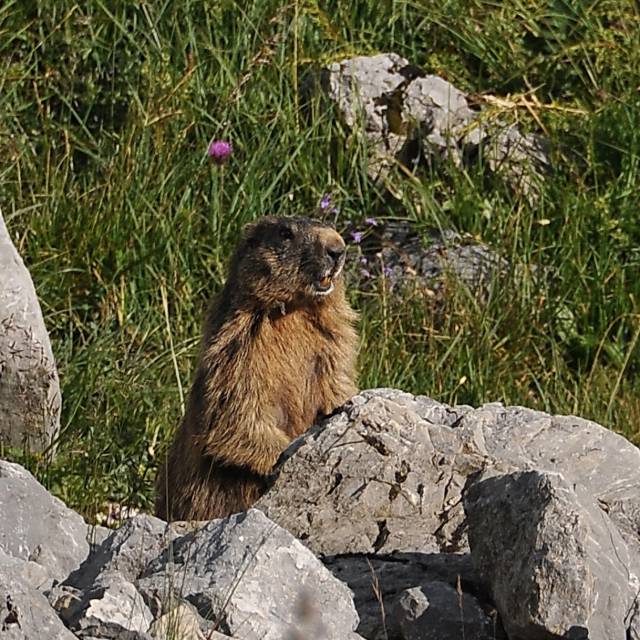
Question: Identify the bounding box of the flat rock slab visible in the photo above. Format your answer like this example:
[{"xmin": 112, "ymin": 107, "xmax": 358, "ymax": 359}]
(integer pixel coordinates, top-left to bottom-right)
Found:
[
  {"xmin": 0, "ymin": 209, "xmax": 61, "ymax": 454},
  {"xmin": 138, "ymin": 509, "xmax": 361, "ymax": 640},
  {"xmin": 0, "ymin": 460, "xmax": 90, "ymax": 584}
]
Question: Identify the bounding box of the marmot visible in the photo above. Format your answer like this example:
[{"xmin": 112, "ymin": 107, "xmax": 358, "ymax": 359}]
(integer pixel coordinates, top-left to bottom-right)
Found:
[{"xmin": 155, "ymin": 215, "xmax": 358, "ymax": 521}]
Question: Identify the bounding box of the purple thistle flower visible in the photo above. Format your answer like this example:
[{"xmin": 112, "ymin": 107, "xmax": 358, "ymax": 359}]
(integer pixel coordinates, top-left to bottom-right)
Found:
[
  {"xmin": 365, "ymin": 217, "xmax": 378, "ymax": 226},
  {"xmin": 359, "ymin": 256, "xmax": 368, "ymax": 265},
  {"xmin": 351, "ymin": 231, "xmax": 363, "ymax": 244},
  {"xmin": 360, "ymin": 268, "xmax": 371, "ymax": 279},
  {"xmin": 208, "ymin": 140, "xmax": 233, "ymax": 164},
  {"xmin": 319, "ymin": 194, "xmax": 332, "ymax": 210},
  {"xmin": 383, "ymin": 266, "xmax": 393, "ymax": 277}
]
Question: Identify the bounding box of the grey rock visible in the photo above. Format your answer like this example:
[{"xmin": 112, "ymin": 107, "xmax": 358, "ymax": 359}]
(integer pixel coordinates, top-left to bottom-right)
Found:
[
  {"xmin": 465, "ymin": 121, "xmax": 551, "ymax": 198},
  {"xmin": 87, "ymin": 524, "xmax": 112, "ymax": 550},
  {"xmin": 0, "ymin": 460, "xmax": 90, "ymax": 584},
  {"xmin": 0, "ymin": 566, "xmax": 76, "ymax": 639},
  {"xmin": 57, "ymin": 570, "xmax": 153, "ymax": 638},
  {"xmin": 65, "ymin": 514, "xmax": 180, "ymax": 590},
  {"xmin": 313, "ymin": 53, "xmax": 550, "ymax": 199},
  {"xmin": 320, "ymin": 53, "xmax": 415, "ymax": 180},
  {"xmin": 258, "ymin": 389, "xmax": 483, "ymax": 556},
  {"xmin": 465, "ymin": 469, "xmax": 638, "ymax": 640},
  {"xmin": 352, "ymin": 222, "xmax": 509, "ymax": 299},
  {"xmin": 138, "ymin": 509, "xmax": 361, "ymax": 640},
  {"xmin": 458, "ymin": 400, "xmax": 640, "ymax": 564},
  {"xmin": 0, "ymin": 208, "xmax": 61, "ymax": 455},
  {"xmin": 394, "ymin": 582, "xmax": 491, "ymax": 640},
  {"xmin": 259, "ymin": 389, "xmax": 640, "ymax": 638}
]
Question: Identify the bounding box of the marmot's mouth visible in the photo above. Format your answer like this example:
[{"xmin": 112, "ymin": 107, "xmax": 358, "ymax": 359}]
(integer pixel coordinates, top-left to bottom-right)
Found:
[
  {"xmin": 313, "ymin": 273, "xmax": 335, "ymax": 295},
  {"xmin": 314, "ymin": 275, "xmax": 334, "ymax": 295},
  {"xmin": 313, "ymin": 256, "xmax": 345, "ymax": 296}
]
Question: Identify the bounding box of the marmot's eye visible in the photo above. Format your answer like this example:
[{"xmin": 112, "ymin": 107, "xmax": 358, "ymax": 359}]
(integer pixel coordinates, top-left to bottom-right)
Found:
[{"xmin": 278, "ymin": 227, "xmax": 294, "ymax": 240}]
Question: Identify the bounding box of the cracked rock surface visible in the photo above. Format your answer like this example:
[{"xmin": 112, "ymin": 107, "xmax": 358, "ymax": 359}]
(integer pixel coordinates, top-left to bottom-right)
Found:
[
  {"xmin": 465, "ymin": 469, "xmax": 640, "ymax": 640},
  {"xmin": 258, "ymin": 389, "xmax": 483, "ymax": 556},
  {"xmin": 258, "ymin": 388, "xmax": 640, "ymax": 639},
  {"xmin": 0, "ymin": 568, "xmax": 76, "ymax": 640}
]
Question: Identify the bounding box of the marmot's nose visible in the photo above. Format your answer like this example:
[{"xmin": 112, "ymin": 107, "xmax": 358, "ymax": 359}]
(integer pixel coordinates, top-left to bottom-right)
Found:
[{"xmin": 325, "ymin": 243, "xmax": 345, "ymax": 268}]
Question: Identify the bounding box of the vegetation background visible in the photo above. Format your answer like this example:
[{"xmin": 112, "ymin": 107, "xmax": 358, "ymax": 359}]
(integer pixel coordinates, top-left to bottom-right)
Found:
[{"xmin": 1, "ymin": 0, "xmax": 639, "ymax": 520}]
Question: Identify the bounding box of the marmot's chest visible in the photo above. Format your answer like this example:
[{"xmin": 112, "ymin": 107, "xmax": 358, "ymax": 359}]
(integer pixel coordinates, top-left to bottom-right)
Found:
[{"xmin": 256, "ymin": 310, "xmax": 342, "ymax": 437}]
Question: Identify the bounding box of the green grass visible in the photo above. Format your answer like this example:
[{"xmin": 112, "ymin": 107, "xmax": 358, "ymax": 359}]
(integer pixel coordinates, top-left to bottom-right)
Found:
[{"xmin": 1, "ymin": 0, "xmax": 639, "ymax": 519}]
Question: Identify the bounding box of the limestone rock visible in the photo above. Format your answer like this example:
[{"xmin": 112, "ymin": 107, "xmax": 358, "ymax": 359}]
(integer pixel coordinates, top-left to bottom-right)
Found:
[
  {"xmin": 0, "ymin": 209, "xmax": 61, "ymax": 454},
  {"xmin": 0, "ymin": 548, "xmax": 52, "ymax": 591},
  {"xmin": 259, "ymin": 388, "xmax": 640, "ymax": 639},
  {"xmin": 0, "ymin": 460, "xmax": 90, "ymax": 584},
  {"xmin": 464, "ymin": 469, "xmax": 639, "ymax": 640},
  {"xmin": 312, "ymin": 53, "xmax": 550, "ymax": 199},
  {"xmin": 257, "ymin": 389, "xmax": 483, "ymax": 556},
  {"xmin": 138, "ymin": 509, "xmax": 361, "ymax": 640}
]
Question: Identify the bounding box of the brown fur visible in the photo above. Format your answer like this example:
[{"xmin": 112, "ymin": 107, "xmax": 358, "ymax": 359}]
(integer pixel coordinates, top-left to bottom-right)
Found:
[{"xmin": 155, "ymin": 216, "xmax": 358, "ymax": 521}]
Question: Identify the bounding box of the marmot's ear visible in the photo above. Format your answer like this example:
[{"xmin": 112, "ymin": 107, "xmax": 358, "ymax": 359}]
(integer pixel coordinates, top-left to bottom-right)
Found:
[
  {"xmin": 242, "ymin": 221, "xmax": 260, "ymax": 249},
  {"xmin": 242, "ymin": 220, "xmax": 257, "ymax": 234}
]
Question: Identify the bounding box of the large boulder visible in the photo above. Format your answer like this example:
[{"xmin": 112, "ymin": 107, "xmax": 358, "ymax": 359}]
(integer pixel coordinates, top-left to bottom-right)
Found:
[
  {"xmin": 137, "ymin": 509, "xmax": 362, "ymax": 640},
  {"xmin": 258, "ymin": 388, "xmax": 640, "ymax": 639},
  {"xmin": 257, "ymin": 389, "xmax": 484, "ymax": 556},
  {"xmin": 0, "ymin": 209, "xmax": 61, "ymax": 455}
]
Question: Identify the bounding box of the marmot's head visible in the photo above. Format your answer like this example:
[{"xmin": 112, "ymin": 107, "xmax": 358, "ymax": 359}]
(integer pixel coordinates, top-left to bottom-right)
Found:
[{"xmin": 228, "ymin": 216, "xmax": 347, "ymax": 308}]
